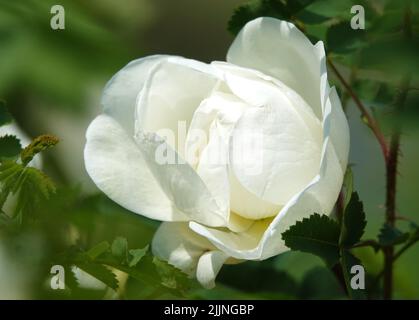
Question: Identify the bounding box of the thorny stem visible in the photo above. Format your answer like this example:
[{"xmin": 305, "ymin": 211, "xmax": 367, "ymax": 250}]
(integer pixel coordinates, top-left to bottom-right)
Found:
[
  {"xmin": 383, "ymin": 75, "xmax": 411, "ymax": 299},
  {"xmin": 329, "ymin": 5, "xmax": 412, "ymax": 298},
  {"xmin": 336, "ymin": 191, "xmax": 345, "ymax": 223},
  {"xmin": 327, "ymin": 58, "xmax": 389, "ymax": 159},
  {"xmin": 331, "ymin": 263, "xmax": 349, "ymax": 297},
  {"xmin": 382, "ymin": 4, "xmax": 412, "ymax": 299},
  {"xmin": 370, "ymin": 234, "xmax": 419, "ymax": 294},
  {"xmin": 351, "ymin": 239, "xmax": 380, "ymax": 249}
]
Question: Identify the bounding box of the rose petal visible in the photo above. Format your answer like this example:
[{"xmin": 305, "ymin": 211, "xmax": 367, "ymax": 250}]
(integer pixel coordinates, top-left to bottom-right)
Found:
[
  {"xmin": 221, "ymin": 68, "xmax": 322, "ymax": 208},
  {"xmin": 229, "ymin": 169, "xmax": 281, "ymax": 221},
  {"xmin": 136, "ymin": 57, "xmax": 219, "ymax": 156},
  {"xmin": 135, "ymin": 131, "xmax": 227, "ymax": 227},
  {"xmin": 227, "ymin": 17, "xmax": 327, "ymax": 119},
  {"xmin": 196, "ymin": 251, "xmax": 229, "ymax": 289},
  {"xmin": 259, "ymin": 139, "xmax": 343, "ymax": 260},
  {"xmin": 152, "ymin": 222, "xmax": 230, "ymax": 289},
  {"xmin": 101, "ymin": 55, "xmax": 169, "ymax": 134},
  {"xmin": 84, "ymin": 114, "xmax": 189, "ymax": 221},
  {"xmin": 189, "ymin": 218, "xmax": 272, "ymax": 259},
  {"xmin": 328, "ymin": 87, "xmax": 350, "ymax": 170},
  {"xmin": 152, "ymin": 222, "xmax": 214, "ymax": 276}
]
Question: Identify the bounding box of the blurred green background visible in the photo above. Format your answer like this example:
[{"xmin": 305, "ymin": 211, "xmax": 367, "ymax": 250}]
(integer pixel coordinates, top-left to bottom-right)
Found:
[{"xmin": 0, "ymin": 0, "xmax": 418, "ymax": 299}]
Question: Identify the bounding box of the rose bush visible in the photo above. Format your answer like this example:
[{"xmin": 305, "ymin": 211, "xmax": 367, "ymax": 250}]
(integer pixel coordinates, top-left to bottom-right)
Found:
[
  {"xmin": 0, "ymin": 123, "xmax": 42, "ymax": 216},
  {"xmin": 84, "ymin": 17, "xmax": 349, "ymax": 288}
]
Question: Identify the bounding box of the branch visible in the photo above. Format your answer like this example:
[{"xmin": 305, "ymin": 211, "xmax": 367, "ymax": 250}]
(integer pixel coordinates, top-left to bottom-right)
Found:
[
  {"xmin": 383, "ymin": 74, "xmax": 411, "ymax": 299},
  {"xmin": 370, "ymin": 234, "xmax": 419, "ymax": 293},
  {"xmin": 327, "ymin": 58, "xmax": 389, "ymax": 159},
  {"xmin": 382, "ymin": 4, "xmax": 412, "ymax": 299},
  {"xmin": 351, "ymin": 239, "xmax": 380, "ymax": 250}
]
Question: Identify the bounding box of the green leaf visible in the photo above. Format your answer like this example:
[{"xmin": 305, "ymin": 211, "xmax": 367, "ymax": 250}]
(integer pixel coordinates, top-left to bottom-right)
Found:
[
  {"xmin": 63, "ymin": 264, "xmax": 80, "ymax": 290},
  {"xmin": 378, "ymin": 223, "xmax": 409, "ymax": 246},
  {"xmin": 86, "ymin": 241, "xmax": 110, "ymax": 260},
  {"xmin": 218, "ymin": 261, "xmax": 298, "ymax": 297},
  {"xmin": 153, "ymin": 257, "xmax": 191, "ymax": 291},
  {"xmin": 343, "ymin": 167, "xmax": 353, "ymax": 209},
  {"xmin": 409, "ymin": 222, "xmax": 419, "ymax": 238},
  {"xmin": 228, "ymin": 0, "xmax": 271, "ymax": 35},
  {"xmin": 12, "ymin": 166, "xmax": 56, "ymax": 222},
  {"xmin": 0, "ymin": 161, "xmax": 24, "ymax": 208},
  {"xmin": 301, "ymin": 0, "xmax": 354, "ymax": 20},
  {"xmin": 111, "ymin": 237, "xmax": 128, "ymax": 262},
  {"xmin": 0, "ymin": 101, "xmax": 13, "ymax": 126},
  {"xmin": 298, "ymin": 266, "xmax": 345, "ymax": 299},
  {"xmin": 282, "ymin": 213, "xmax": 341, "ymax": 267},
  {"xmin": 295, "ymin": 9, "xmax": 330, "ymax": 25},
  {"xmin": 75, "ymin": 262, "xmax": 118, "ymax": 290},
  {"xmin": 359, "ymin": 36, "xmax": 419, "ymax": 79},
  {"xmin": 339, "ymin": 192, "xmax": 367, "ymax": 247},
  {"xmin": 0, "ymin": 135, "xmax": 21, "ymax": 160},
  {"xmin": 227, "ymin": 0, "xmax": 315, "ymax": 35},
  {"xmin": 327, "ymin": 21, "xmax": 367, "ymax": 54},
  {"xmin": 20, "ymin": 134, "xmax": 59, "ymax": 166},
  {"xmin": 129, "ymin": 245, "xmax": 149, "ymax": 267}
]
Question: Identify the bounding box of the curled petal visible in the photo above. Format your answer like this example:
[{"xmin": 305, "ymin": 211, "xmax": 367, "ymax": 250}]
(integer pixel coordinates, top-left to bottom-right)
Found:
[
  {"xmin": 102, "ymin": 55, "xmax": 169, "ymax": 134},
  {"xmin": 136, "ymin": 57, "xmax": 219, "ymax": 155},
  {"xmin": 227, "ymin": 17, "xmax": 328, "ymax": 119},
  {"xmin": 196, "ymin": 251, "xmax": 229, "ymax": 289},
  {"xmin": 84, "ymin": 114, "xmax": 189, "ymax": 221},
  {"xmin": 135, "ymin": 131, "xmax": 227, "ymax": 227},
  {"xmin": 327, "ymin": 87, "xmax": 350, "ymax": 171},
  {"xmin": 152, "ymin": 222, "xmax": 228, "ymax": 288}
]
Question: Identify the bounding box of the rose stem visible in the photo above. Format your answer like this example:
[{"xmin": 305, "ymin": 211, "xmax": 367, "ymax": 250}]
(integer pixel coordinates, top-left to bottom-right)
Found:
[
  {"xmin": 328, "ymin": 4, "xmax": 412, "ymax": 299},
  {"xmin": 327, "ymin": 58, "xmax": 389, "ymax": 159},
  {"xmin": 382, "ymin": 4, "xmax": 412, "ymax": 299},
  {"xmin": 383, "ymin": 77, "xmax": 410, "ymax": 300}
]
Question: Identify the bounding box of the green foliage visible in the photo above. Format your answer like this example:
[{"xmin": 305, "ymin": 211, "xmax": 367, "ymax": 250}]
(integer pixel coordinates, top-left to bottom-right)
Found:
[
  {"xmin": 299, "ymin": 266, "xmax": 345, "ymax": 299},
  {"xmin": 87, "ymin": 241, "xmax": 110, "ymax": 260},
  {"xmin": 228, "ymin": 0, "xmax": 315, "ymax": 34},
  {"xmin": 340, "ymin": 250, "xmax": 365, "ymax": 299},
  {"xmin": 0, "ymin": 129, "xmax": 58, "ymax": 225},
  {"xmin": 218, "ymin": 260, "xmax": 298, "ymax": 298},
  {"xmin": 111, "ymin": 237, "xmax": 128, "ymax": 262},
  {"xmin": 55, "ymin": 237, "xmax": 195, "ymax": 298},
  {"xmin": 0, "ymin": 0, "xmax": 133, "ymax": 110},
  {"xmin": 282, "ymin": 193, "xmax": 369, "ymax": 298},
  {"xmin": 339, "ymin": 192, "xmax": 366, "ymax": 247},
  {"xmin": 378, "ymin": 224, "xmax": 409, "ymax": 247},
  {"xmin": 342, "ymin": 167, "xmax": 353, "ymax": 209},
  {"xmin": 282, "ymin": 213, "xmax": 341, "ymax": 267},
  {"xmin": 129, "ymin": 246, "xmax": 149, "ymax": 267},
  {"xmin": 20, "ymin": 134, "xmax": 59, "ymax": 166},
  {"xmin": 326, "ymin": 21, "xmax": 366, "ymax": 53},
  {"xmin": 0, "ymin": 101, "xmax": 13, "ymax": 126},
  {"xmin": 75, "ymin": 262, "xmax": 119, "ymax": 290},
  {"xmin": 0, "ymin": 135, "xmax": 21, "ymax": 160},
  {"xmin": 13, "ymin": 166, "xmax": 56, "ymax": 223},
  {"xmin": 152, "ymin": 257, "xmax": 192, "ymax": 292},
  {"xmin": 62, "ymin": 264, "xmax": 80, "ymax": 291},
  {"xmin": 0, "ymin": 161, "xmax": 56, "ymax": 223}
]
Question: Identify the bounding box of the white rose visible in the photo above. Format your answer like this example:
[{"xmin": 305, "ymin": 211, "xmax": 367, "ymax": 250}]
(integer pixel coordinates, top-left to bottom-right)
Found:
[{"xmin": 84, "ymin": 17, "xmax": 349, "ymax": 288}]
